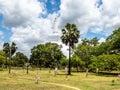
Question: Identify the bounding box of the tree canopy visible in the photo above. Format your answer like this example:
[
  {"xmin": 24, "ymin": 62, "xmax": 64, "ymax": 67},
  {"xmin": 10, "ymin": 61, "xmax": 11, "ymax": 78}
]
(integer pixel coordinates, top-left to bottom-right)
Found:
[{"xmin": 30, "ymin": 42, "xmax": 64, "ymax": 68}]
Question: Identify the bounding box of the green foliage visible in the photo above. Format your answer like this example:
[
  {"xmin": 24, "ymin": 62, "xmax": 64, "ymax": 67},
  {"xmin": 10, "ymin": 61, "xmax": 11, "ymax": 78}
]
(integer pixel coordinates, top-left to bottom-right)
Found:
[
  {"xmin": 3, "ymin": 43, "xmax": 10, "ymax": 57},
  {"xmin": 30, "ymin": 42, "xmax": 64, "ymax": 68},
  {"xmin": 74, "ymin": 33, "xmax": 120, "ymax": 72},
  {"xmin": 61, "ymin": 23, "xmax": 80, "ymax": 48},
  {"xmin": 89, "ymin": 37, "xmax": 99, "ymax": 46},
  {"xmin": 2, "ymin": 42, "xmax": 17, "ymax": 73},
  {"xmin": 0, "ymin": 50, "xmax": 5, "ymax": 66},
  {"xmin": 12, "ymin": 52, "xmax": 28, "ymax": 67},
  {"xmin": 93, "ymin": 42, "xmax": 109, "ymax": 56},
  {"xmin": 71, "ymin": 54, "xmax": 85, "ymax": 71},
  {"xmin": 1, "ymin": 24, "xmax": 120, "ymax": 73},
  {"xmin": 107, "ymin": 28, "xmax": 120, "ymax": 53},
  {"xmin": 60, "ymin": 56, "xmax": 68, "ymax": 68},
  {"xmin": 90, "ymin": 54, "xmax": 120, "ymax": 71},
  {"xmin": 3, "ymin": 42, "xmax": 17, "ymax": 57},
  {"xmin": 75, "ymin": 39, "xmax": 92, "ymax": 68},
  {"xmin": 0, "ymin": 56, "xmax": 5, "ymax": 65},
  {"xmin": 0, "ymin": 70, "xmax": 120, "ymax": 90}
]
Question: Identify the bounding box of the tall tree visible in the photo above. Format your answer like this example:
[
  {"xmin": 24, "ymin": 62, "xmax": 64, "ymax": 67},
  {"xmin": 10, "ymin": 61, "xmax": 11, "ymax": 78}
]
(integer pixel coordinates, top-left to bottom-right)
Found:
[
  {"xmin": 3, "ymin": 42, "xmax": 17, "ymax": 73},
  {"xmin": 107, "ymin": 28, "xmax": 120, "ymax": 54},
  {"xmin": 75, "ymin": 38, "xmax": 93, "ymax": 77},
  {"xmin": 0, "ymin": 50, "xmax": 5, "ymax": 66},
  {"xmin": 61, "ymin": 23, "xmax": 80, "ymax": 75},
  {"xmin": 30, "ymin": 42, "xmax": 63, "ymax": 69},
  {"xmin": 71, "ymin": 54, "xmax": 84, "ymax": 72},
  {"xmin": 90, "ymin": 54, "xmax": 120, "ymax": 71},
  {"xmin": 12, "ymin": 52, "xmax": 28, "ymax": 67},
  {"xmin": 90, "ymin": 37, "xmax": 99, "ymax": 46}
]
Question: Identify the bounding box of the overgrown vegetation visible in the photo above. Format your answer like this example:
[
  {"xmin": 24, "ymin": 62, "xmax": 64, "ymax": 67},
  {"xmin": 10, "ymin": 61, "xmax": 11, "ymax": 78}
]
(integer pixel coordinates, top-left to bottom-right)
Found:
[
  {"xmin": 0, "ymin": 69, "xmax": 120, "ymax": 90},
  {"xmin": 0, "ymin": 25, "xmax": 120, "ymax": 74}
]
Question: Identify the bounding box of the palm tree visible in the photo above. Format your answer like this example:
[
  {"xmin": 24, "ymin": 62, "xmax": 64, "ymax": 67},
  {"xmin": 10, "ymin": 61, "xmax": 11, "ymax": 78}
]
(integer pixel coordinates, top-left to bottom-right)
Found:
[
  {"xmin": 61, "ymin": 23, "xmax": 80, "ymax": 75},
  {"xmin": 3, "ymin": 42, "xmax": 17, "ymax": 73}
]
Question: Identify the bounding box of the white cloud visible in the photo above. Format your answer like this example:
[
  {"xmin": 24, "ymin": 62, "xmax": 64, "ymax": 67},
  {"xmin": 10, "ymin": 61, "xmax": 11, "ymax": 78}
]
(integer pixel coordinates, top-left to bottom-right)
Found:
[
  {"xmin": 10, "ymin": 18, "xmax": 54, "ymax": 56},
  {"xmin": 59, "ymin": 0, "xmax": 101, "ymax": 34},
  {"xmin": 0, "ymin": 31, "xmax": 4, "ymax": 50},
  {"xmin": 100, "ymin": 0, "xmax": 120, "ymax": 29},
  {"xmin": 61, "ymin": 44, "xmax": 69, "ymax": 58},
  {"xmin": 0, "ymin": 0, "xmax": 46, "ymax": 27},
  {"xmin": 50, "ymin": 0, "xmax": 56, "ymax": 5},
  {"xmin": 9, "ymin": 12, "xmax": 61, "ymax": 56},
  {"xmin": 90, "ymin": 26, "xmax": 103, "ymax": 33},
  {"xmin": 99, "ymin": 37, "xmax": 106, "ymax": 43},
  {"xmin": 59, "ymin": 0, "xmax": 120, "ymax": 36},
  {"xmin": 0, "ymin": 0, "xmax": 120, "ymax": 57},
  {"xmin": 0, "ymin": 42, "xmax": 3, "ymax": 50},
  {"xmin": 0, "ymin": 0, "xmax": 52, "ymax": 56}
]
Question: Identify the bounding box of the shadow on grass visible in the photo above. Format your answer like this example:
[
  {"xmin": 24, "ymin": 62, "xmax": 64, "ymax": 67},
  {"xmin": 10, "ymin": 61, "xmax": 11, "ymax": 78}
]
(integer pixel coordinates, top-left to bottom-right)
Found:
[
  {"xmin": 96, "ymin": 71, "xmax": 119, "ymax": 77},
  {"xmin": 57, "ymin": 73, "xmax": 75, "ymax": 76}
]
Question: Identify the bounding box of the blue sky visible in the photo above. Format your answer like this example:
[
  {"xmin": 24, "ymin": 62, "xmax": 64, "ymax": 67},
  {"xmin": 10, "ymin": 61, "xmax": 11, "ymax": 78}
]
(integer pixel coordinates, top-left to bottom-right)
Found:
[
  {"xmin": 0, "ymin": 0, "xmax": 120, "ymax": 56},
  {"xmin": 0, "ymin": 16, "xmax": 11, "ymax": 42},
  {"xmin": 45, "ymin": 0, "xmax": 60, "ymax": 13},
  {"xmin": 0, "ymin": 13, "xmax": 12, "ymax": 41}
]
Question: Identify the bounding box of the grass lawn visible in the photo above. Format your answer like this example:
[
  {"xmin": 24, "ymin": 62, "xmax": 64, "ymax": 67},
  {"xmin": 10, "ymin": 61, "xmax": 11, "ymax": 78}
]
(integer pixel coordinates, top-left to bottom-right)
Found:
[{"xmin": 0, "ymin": 68, "xmax": 120, "ymax": 90}]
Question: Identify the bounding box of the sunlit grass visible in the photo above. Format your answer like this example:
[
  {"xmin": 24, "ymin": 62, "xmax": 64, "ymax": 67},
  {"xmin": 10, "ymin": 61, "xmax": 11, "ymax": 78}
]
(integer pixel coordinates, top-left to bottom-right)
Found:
[{"xmin": 0, "ymin": 68, "xmax": 120, "ymax": 90}]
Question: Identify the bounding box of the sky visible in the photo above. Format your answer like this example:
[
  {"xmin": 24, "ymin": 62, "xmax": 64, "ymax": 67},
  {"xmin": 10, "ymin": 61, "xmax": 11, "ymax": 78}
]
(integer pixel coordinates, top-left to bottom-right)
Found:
[{"xmin": 0, "ymin": 0, "xmax": 120, "ymax": 57}]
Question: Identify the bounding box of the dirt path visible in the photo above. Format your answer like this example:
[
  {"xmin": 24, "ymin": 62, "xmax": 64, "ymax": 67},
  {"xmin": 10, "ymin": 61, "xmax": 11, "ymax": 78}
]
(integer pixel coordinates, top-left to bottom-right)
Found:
[{"xmin": 42, "ymin": 82, "xmax": 81, "ymax": 90}]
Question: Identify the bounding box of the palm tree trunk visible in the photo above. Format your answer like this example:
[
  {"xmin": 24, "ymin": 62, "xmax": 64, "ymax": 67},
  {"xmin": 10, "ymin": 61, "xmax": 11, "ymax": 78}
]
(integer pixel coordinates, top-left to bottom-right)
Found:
[{"xmin": 68, "ymin": 44, "xmax": 71, "ymax": 75}]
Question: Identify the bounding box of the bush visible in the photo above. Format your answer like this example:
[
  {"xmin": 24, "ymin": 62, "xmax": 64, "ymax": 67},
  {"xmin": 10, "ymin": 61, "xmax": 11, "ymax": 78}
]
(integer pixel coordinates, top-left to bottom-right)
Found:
[{"xmin": 0, "ymin": 68, "xmax": 4, "ymax": 71}]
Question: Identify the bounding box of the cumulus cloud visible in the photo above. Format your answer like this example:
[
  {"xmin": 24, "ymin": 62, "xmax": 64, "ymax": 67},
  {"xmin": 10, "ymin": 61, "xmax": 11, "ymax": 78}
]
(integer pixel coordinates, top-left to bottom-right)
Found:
[
  {"xmin": 0, "ymin": 0, "xmax": 46, "ymax": 27},
  {"xmin": 10, "ymin": 17, "xmax": 55, "ymax": 56},
  {"xmin": 50, "ymin": 0, "xmax": 56, "ymax": 5},
  {"xmin": 59, "ymin": 0, "xmax": 120, "ymax": 36},
  {"xmin": 0, "ymin": 42, "xmax": 3, "ymax": 50},
  {"xmin": 0, "ymin": 0, "xmax": 55, "ymax": 56},
  {"xmin": 0, "ymin": 0, "xmax": 120, "ymax": 57},
  {"xmin": 59, "ymin": 0, "xmax": 101, "ymax": 34},
  {"xmin": 99, "ymin": 37, "xmax": 106, "ymax": 43},
  {"xmin": 0, "ymin": 31, "xmax": 4, "ymax": 50},
  {"xmin": 101, "ymin": 0, "xmax": 120, "ymax": 29}
]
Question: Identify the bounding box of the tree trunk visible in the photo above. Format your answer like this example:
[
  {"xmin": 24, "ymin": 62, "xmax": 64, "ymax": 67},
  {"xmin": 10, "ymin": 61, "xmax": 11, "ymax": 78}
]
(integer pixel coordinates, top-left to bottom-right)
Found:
[
  {"xmin": 40, "ymin": 66, "xmax": 41, "ymax": 70},
  {"xmin": 86, "ymin": 68, "xmax": 88, "ymax": 77},
  {"xmin": 49, "ymin": 67, "xmax": 51, "ymax": 73},
  {"xmin": 26, "ymin": 64, "xmax": 29, "ymax": 74},
  {"xmin": 76, "ymin": 66, "xmax": 79, "ymax": 72},
  {"xmin": 68, "ymin": 44, "xmax": 71, "ymax": 75}
]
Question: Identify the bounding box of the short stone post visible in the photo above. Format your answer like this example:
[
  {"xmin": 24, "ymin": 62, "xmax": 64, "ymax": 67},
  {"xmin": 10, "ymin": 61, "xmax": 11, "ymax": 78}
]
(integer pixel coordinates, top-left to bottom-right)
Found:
[
  {"xmin": 54, "ymin": 67, "xmax": 58, "ymax": 76},
  {"xmin": 96, "ymin": 68, "xmax": 99, "ymax": 75},
  {"xmin": 65, "ymin": 66, "xmax": 68, "ymax": 80},
  {"xmin": 35, "ymin": 75, "xmax": 40, "ymax": 84}
]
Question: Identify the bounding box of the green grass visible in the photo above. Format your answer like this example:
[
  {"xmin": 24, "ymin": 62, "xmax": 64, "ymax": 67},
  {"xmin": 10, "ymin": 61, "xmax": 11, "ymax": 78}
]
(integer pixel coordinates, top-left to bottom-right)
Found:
[{"xmin": 0, "ymin": 68, "xmax": 120, "ymax": 90}]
